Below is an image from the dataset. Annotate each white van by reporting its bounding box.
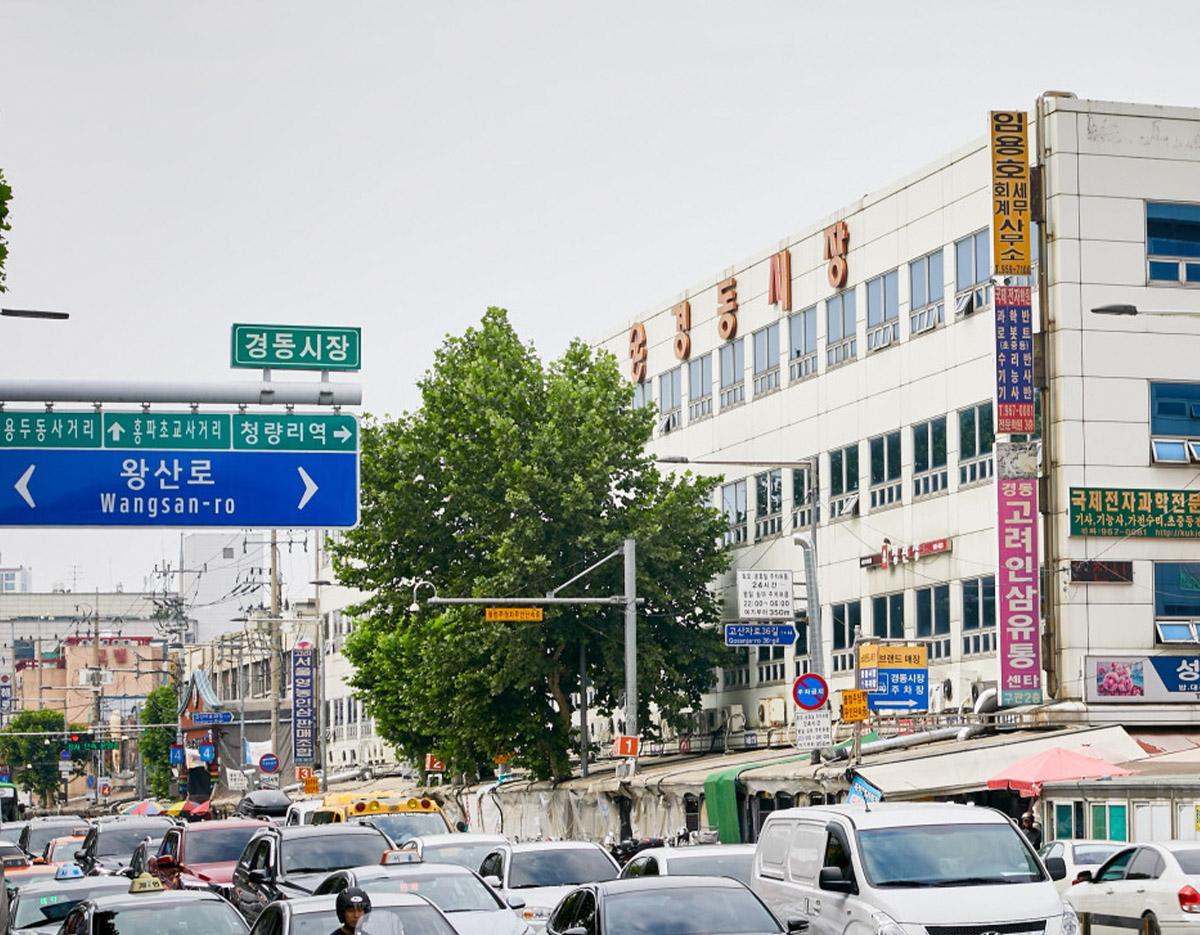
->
[752,802,1075,935]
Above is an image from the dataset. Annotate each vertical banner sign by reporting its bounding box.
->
[996,441,1043,707]
[989,111,1032,276]
[291,647,316,765]
[995,285,1035,433]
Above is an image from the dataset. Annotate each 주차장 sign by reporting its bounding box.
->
[231,323,362,371]
[995,285,1036,435]
[1071,487,1200,538]
[989,110,1032,276]
[736,570,794,620]
[1085,655,1200,703]
[997,472,1043,707]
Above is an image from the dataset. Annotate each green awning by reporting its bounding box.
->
[703,754,811,844]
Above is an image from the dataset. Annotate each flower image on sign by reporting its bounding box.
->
[1070,487,1200,538]
[1085,655,1200,703]
[736,570,794,620]
[997,476,1042,707]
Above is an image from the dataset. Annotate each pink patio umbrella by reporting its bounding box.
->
[987,747,1133,797]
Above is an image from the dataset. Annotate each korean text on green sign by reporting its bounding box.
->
[1070,486,1200,538]
[230,324,361,371]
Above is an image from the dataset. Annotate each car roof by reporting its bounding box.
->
[285,892,438,913]
[179,818,267,833]
[412,833,506,846]
[1155,842,1200,853]
[352,862,475,880]
[29,816,87,825]
[14,875,130,896]
[632,845,756,859]
[768,802,1011,830]
[98,817,175,829]
[1060,839,1124,848]
[87,889,231,911]
[596,875,750,896]
[506,841,608,853]
[271,824,387,839]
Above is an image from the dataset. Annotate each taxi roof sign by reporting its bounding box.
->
[381,850,423,865]
[128,873,165,894]
[54,862,85,880]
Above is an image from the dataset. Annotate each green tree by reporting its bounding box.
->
[334,308,733,781]
[139,684,178,799]
[0,709,80,803]
[0,169,10,291]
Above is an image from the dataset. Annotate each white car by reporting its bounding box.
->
[1066,841,1200,935]
[284,800,323,826]
[620,844,757,885]
[479,841,620,930]
[1039,839,1125,892]
[396,832,509,870]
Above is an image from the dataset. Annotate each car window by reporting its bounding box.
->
[62,906,88,935]
[603,886,783,934]
[643,857,659,876]
[574,891,597,935]
[282,832,388,874]
[1039,842,1063,860]
[314,872,349,895]
[249,840,273,872]
[1096,848,1136,882]
[91,900,248,934]
[622,857,644,878]
[757,821,792,873]
[186,826,264,864]
[823,831,853,877]
[509,848,617,888]
[359,872,504,912]
[668,851,754,885]
[550,890,582,931]
[1073,843,1121,866]
[479,851,503,879]
[1127,848,1165,881]
[161,831,180,858]
[1173,850,1200,874]
[421,842,499,870]
[788,825,827,885]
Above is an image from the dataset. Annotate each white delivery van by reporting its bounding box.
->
[752,802,1075,935]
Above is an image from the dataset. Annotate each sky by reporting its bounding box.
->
[1,0,1199,599]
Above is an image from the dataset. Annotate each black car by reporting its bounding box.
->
[234,790,293,822]
[56,886,248,934]
[74,817,176,875]
[545,876,806,935]
[230,824,392,925]
[18,816,90,860]
[5,873,130,934]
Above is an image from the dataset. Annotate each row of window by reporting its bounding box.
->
[634,228,1025,426]
[1147,201,1200,286]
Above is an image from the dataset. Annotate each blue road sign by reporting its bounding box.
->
[724,624,797,646]
[198,744,216,764]
[792,673,830,710]
[866,667,929,712]
[0,450,357,528]
[192,711,234,725]
[259,753,280,774]
[169,745,185,766]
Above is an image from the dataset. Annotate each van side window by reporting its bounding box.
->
[757,820,793,880]
[823,829,853,877]
[788,825,826,883]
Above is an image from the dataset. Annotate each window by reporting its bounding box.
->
[757,644,786,683]
[909,248,945,334]
[1092,804,1129,843]
[632,381,652,409]
[912,416,948,498]
[1150,382,1200,463]
[1127,847,1166,879]
[658,367,682,433]
[719,338,746,409]
[871,592,904,640]
[954,229,992,316]
[869,430,902,509]
[788,306,818,381]
[829,444,860,518]
[962,575,996,656]
[959,401,995,485]
[1147,202,1200,285]
[791,464,819,529]
[688,353,713,422]
[755,469,783,540]
[1154,562,1200,644]
[866,270,900,350]
[1052,801,1086,841]
[721,480,748,546]
[826,289,857,366]
[916,584,950,659]
[753,324,781,396]
[831,601,861,670]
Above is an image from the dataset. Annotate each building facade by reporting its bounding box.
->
[596,95,1200,733]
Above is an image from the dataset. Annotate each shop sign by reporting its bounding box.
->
[823,221,850,287]
[736,570,794,620]
[1071,487,1200,538]
[292,647,316,765]
[997,462,1043,707]
[1085,655,1200,703]
[860,537,951,570]
[672,301,692,360]
[716,277,739,339]
[995,285,1035,434]
[989,110,1032,276]
[847,774,883,805]
[1070,560,1133,584]
[768,249,792,311]
[628,322,648,383]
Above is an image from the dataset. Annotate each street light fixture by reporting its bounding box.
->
[1,308,70,320]
[1091,303,1200,319]
[409,580,436,614]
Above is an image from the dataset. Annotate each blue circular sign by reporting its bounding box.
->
[792,673,829,710]
[259,753,280,774]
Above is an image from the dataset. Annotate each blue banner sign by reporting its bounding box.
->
[292,647,317,765]
[866,667,929,712]
[724,623,797,646]
[191,711,234,725]
[847,774,883,805]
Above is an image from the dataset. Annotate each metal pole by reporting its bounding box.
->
[806,457,823,678]
[0,378,362,406]
[579,641,589,779]
[314,530,326,791]
[269,531,280,759]
[623,538,637,741]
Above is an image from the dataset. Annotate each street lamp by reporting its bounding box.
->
[1091,304,1200,318]
[408,580,437,614]
[1,308,70,320]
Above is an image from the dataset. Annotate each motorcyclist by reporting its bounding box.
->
[331,887,371,935]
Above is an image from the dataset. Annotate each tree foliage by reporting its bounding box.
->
[0,709,84,802]
[0,169,10,292]
[139,684,178,799]
[334,308,733,780]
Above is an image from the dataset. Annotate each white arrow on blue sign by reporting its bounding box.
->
[192,711,235,725]
[866,667,929,712]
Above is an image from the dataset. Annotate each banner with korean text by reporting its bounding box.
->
[989,110,1032,276]
[996,441,1043,706]
[995,285,1035,434]
[292,646,316,765]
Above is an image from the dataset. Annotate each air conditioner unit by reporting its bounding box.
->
[768,697,787,726]
[928,682,946,714]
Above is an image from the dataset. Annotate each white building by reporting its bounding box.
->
[0,564,32,593]
[182,532,266,644]
[596,94,1200,735]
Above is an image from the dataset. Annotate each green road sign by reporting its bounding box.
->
[0,412,101,448]
[231,323,361,371]
[233,414,358,451]
[103,412,231,450]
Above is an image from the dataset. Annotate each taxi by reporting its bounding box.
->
[38,834,86,871]
[5,864,129,934]
[54,871,248,933]
[310,796,452,844]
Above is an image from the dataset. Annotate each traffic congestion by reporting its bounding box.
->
[2,788,1179,935]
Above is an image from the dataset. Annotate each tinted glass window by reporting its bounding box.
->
[185,826,263,864]
[24,824,89,856]
[603,886,781,934]
[357,871,502,911]
[668,852,754,884]
[1127,848,1164,880]
[12,882,125,927]
[97,826,170,858]
[1096,848,1135,882]
[421,842,500,870]
[1072,843,1122,866]
[364,812,448,844]
[508,848,617,888]
[282,833,388,873]
[1173,850,1200,873]
[92,901,246,934]
[858,823,1042,886]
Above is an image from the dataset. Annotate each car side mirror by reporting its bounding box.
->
[120,867,136,879]
[787,921,810,934]
[818,866,856,894]
[74,849,87,862]
[1045,856,1067,881]
[32,857,46,865]
[1075,869,1094,884]
[506,895,526,909]
[483,875,502,889]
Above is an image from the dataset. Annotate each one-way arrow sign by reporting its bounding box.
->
[107,422,125,443]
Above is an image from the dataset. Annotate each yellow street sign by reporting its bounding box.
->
[841,689,869,723]
[485,607,544,622]
[857,643,927,669]
[304,776,320,795]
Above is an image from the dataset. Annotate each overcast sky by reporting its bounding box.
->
[1,1,1198,598]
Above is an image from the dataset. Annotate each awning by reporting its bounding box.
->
[987,747,1132,797]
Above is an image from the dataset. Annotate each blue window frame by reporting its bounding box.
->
[1150,383,1200,436]
[1147,202,1200,284]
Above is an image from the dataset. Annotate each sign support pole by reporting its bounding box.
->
[624,538,637,744]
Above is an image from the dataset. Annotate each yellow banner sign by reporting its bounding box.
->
[990,110,1032,276]
[485,607,544,622]
[858,643,928,669]
[841,689,869,723]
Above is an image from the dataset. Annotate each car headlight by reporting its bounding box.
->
[871,911,906,935]
[1060,904,1080,935]
[521,906,551,923]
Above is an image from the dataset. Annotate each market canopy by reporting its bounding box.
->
[987,746,1132,797]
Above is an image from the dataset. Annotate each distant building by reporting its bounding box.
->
[0,565,32,593]
[182,532,267,644]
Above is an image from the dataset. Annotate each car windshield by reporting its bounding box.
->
[282,833,388,874]
[1073,844,1123,866]
[91,901,247,934]
[422,842,499,870]
[359,872,502,911]
[604,886,781,934]
[13,884,123,928]
[859,824,1044,887]
[184,827,262,864]
[24,825,87,857]
[48,838,82,861]
[363,813,447,844]
[1173,850,1200,873]
[669,853,755,885]
[98,827,168,858]
[292,906,457,935]
[509,848,617,888]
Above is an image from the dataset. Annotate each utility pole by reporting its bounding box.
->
[269,530,281,760]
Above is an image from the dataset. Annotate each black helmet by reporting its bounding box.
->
[336,887,372,924]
